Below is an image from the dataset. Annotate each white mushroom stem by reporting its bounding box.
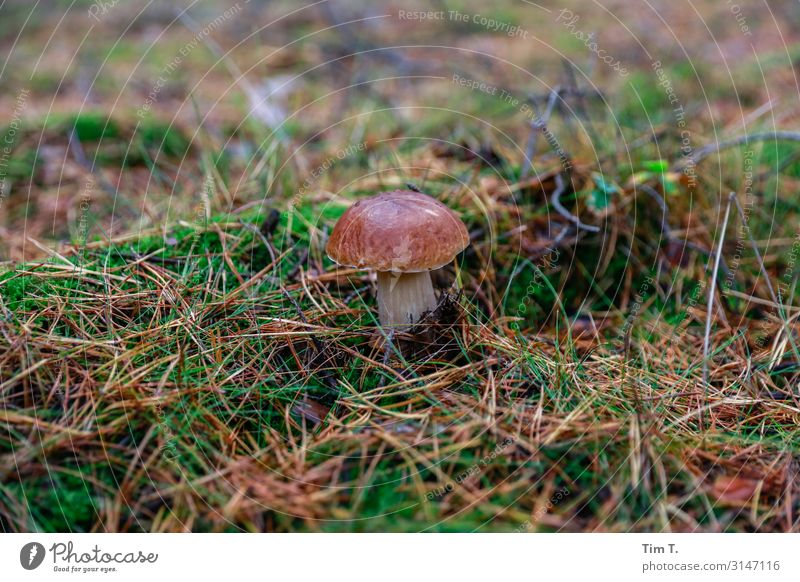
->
[376,271,437,329]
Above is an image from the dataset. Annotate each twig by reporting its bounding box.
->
[549,222,572,249]
[561,58,600,151]
[701,192,735,423]
[527,86,603,107]
[723,289,800,311]
[675,131,800,170]
[551,173,600,233]
[521,85,561,180]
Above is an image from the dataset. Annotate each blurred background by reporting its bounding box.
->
[2,0,799,261]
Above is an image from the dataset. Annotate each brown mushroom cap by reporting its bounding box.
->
[326,190,470,272]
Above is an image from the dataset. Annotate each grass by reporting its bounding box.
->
[2,0,800,533]
[2,181,798,531]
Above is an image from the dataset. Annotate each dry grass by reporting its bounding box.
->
[2,188,799,531]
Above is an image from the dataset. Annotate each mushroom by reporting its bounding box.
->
[326,190,470,329]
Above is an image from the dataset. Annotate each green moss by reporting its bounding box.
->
[138,120,191,158]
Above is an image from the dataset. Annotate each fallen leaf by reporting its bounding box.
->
[291,399,331,426]
[711,475,759,502]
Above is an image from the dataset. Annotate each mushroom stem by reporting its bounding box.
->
[376,271,437,329]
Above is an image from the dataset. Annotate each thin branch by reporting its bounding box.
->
[551,173,601,233]
[521,86,561,180]
[702,192,735,421]
[561,58,600,151]
[675,130,800,170]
